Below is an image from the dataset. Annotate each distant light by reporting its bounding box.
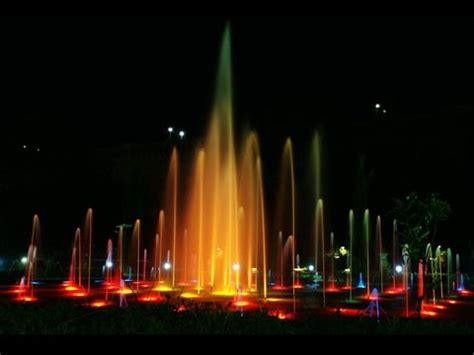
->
[164,262,171,270]
[106,261,113,268]
[308,265,315,272]
[395,265,403,274]
[36,148,40,152]
[251,267,258,273]
[22,145,27,149]
[339,246,348,256]
[232,263,240,272]
[168,127,174,133]
[382,109,387,114]
[344,268,351,273]
[21,257,28,265]
[375,103,381,109]
[179,130,185,138]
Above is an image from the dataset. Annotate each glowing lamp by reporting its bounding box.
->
[232,263,240,272]
[308,265,315,272]
[164,262,171,270]
[179,131,185,138]
[168,127,173,133]
[21,257,28,265]
[106,260,113,268]
[395,265,403,274]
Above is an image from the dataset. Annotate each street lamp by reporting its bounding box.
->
[179,130,185,139]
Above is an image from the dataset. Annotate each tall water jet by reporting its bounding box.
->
[183,229,187,283]
[154,233,159,282]
[69,228,81,285]
[116,226,124,283]
[278,231,283,287]
[105,239,113,301]
[375,216,383,293]
[425,243,435,303]
[170,24,268,296]
[348,209,354,301]
[330,232,335,289]
[289,235,296,314]
[239,133,267,294]
[131,219,141,292]
[277,138,296,279]
[447,248,452,294]
[392,220,398,289]
[157,210,164,284]
[436,246,443,299]
[143,249,147,282]
[256,158,267,299]
[315,199,325,306]
[163,148,178,289]
[363,209,370,298]
[68,244,77,285]
[456,253,461,290]
[197,150,204,293]
[24,215,40,298]
[85,208,93,294]
[311,130,324,202]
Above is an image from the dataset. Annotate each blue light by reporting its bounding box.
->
[357,272,366,288]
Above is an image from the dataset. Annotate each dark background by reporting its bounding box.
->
[0,16,473,270]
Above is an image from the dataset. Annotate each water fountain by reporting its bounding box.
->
[21,215,40,301]
[392,219,398,289]
[330,232,335,289]
[456,253,462,290]
[348,210,354,301]
[131,219,141,292]
[68,228,81,286]
[85,208,93,294]
[363,209,370,298]
[447,248,452,295]
[362,288,383,320]
[357,272,366,288]
[375,215,383,293]
[315,199,325,306]
[105,239,113,301]
[435,246,443,299]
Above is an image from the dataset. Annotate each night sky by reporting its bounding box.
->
[1,16,474,268]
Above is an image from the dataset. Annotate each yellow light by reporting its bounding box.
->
[153,285,173,292]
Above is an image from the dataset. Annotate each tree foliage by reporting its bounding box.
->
[389,192,450,261]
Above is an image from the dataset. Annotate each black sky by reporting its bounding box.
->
[1,16,474,266]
